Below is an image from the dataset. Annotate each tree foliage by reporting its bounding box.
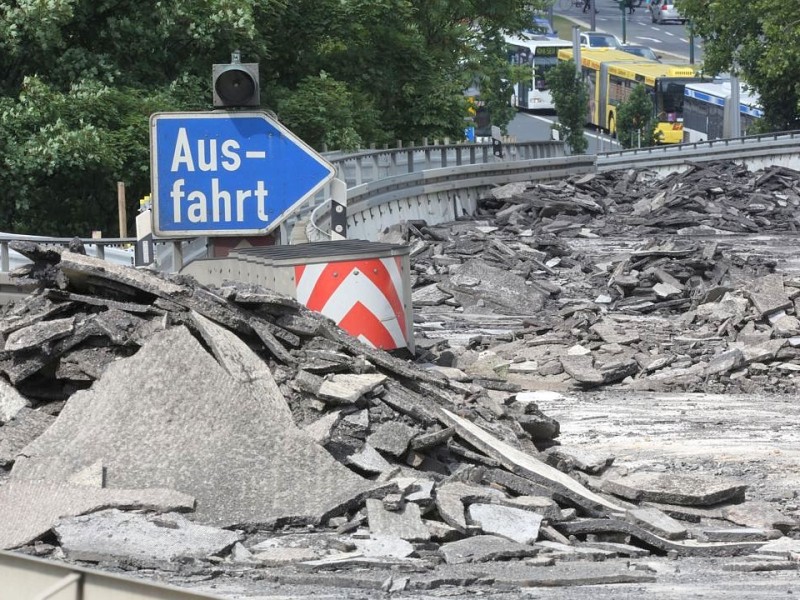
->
[616,84,660,149]
[546,60,589,155]
[678,0,800,131]
[0,0,543,236]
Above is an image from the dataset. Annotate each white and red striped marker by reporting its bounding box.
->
[294,256,409,350]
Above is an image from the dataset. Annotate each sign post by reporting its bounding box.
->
[149,111,335,238]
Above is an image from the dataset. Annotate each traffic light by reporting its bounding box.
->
[212,51,260,108]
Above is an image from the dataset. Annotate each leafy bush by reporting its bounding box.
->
[546,60,589,155]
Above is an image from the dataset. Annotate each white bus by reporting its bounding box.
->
[505,34,572,111]
[683,81,763,143]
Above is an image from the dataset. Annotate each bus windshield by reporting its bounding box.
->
[533,56,558,90]
[657,80,692,121]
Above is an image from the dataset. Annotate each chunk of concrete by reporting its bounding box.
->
[722,502,798,533]
[446,259,546,315]
[747,274,793,318]
[602,472,747,506]
[434,482,506,532]
[55,509,241,565]
[353,535,415,558]
[626,507,687,540]
[12,326,379,527]
[439,535,538,564]
[0,481,195,549]
[536,540,617,561]
[705,349,745,376]
[545,446,615,475]
[303,410,342,446]
[560,355,604,385]
[0,407,54,467]
[441,409,624,516]
[318,373,388,404]
[590,321,640,345]
[366,498,430,542]
[503,495,561,521]
[4,316,75,352]
[190,311,293,425]
[0,378,30,424]
[467,503,543,544]
[367,422,419,457]
[346,444,393,474]
[756,537,800,556]
[699,527,782,542]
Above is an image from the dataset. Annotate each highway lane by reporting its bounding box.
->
[507,111,620,153]
[551,0,703,63]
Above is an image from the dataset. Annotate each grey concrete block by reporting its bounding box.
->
[0,407,53,466]
[722,502,799,532]
[366,498,430,542]
[0,378,30,424]
[602,472,747,506]
[367,422,418,457]
[12,326,378,527]
[439,535,538,564]
[0,481,195,549]
[55,509,241,565]
[4,316,75,352]
[626,507,687,540]
[468,503,543,544]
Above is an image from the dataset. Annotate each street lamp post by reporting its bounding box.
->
[620,2,627,44]
[688,20,695,64]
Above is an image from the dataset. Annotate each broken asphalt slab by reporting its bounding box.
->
[0,481,195,549]
[11,326,385,528]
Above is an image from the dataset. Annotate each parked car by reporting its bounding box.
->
[527,16,559,39]
[579,32,622,48]
[620,43,662,62]
[649,0,685,24]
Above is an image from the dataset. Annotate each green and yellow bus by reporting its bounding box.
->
[558,48,704,144]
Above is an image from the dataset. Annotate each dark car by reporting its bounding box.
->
[620,44,661,62]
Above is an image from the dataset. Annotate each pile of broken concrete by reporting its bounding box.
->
[0,233,798,596]
[402,161,800,396]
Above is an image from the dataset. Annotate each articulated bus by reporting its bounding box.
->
[505,34,572,111]
[558,48,705,144]
[682,81,763,143]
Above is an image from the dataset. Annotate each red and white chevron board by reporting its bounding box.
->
[294,256,410,350]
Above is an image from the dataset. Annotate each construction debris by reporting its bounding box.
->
[0,160,799,598]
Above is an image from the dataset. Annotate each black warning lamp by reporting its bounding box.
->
[212,50,260,108]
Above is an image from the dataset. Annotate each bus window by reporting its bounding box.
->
[657,81,688,121]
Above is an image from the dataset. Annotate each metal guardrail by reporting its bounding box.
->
[0,549,223,600]
[1,130,800,275]
[0,233,136,272]
[289,140,566,235]
[597,130,800,171]
[310,154,596,241]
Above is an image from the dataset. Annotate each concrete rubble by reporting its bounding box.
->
[0,160,799,597]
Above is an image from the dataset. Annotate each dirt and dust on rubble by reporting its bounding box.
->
[0,159,799,598]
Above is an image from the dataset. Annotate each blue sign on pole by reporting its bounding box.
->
[150,111,335,237]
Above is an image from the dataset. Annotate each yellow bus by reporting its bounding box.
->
[558,48,704,144]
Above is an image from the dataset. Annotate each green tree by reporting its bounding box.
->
[677,0,799,131]
[0,0,544,236]
[546,60,589,155]
[616,84,660,149]
[277,72,373,151]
